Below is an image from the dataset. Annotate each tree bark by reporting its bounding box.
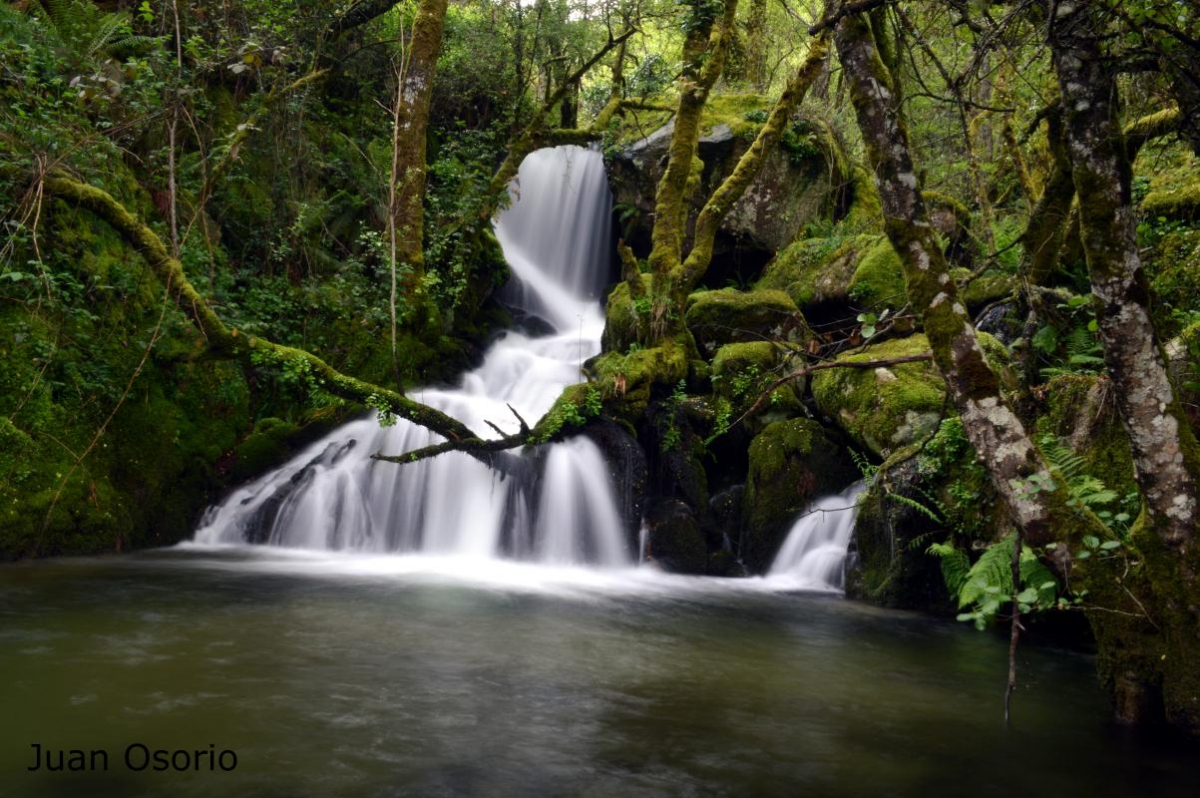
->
[1048,0,1199,548]
[833,8,1080,548]
[391,0,448,302]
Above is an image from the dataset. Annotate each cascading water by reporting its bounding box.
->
[194,145,631,567]
[766,481,867,591]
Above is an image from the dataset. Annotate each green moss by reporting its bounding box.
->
[684,287,804,354]
[1147,227,1200,330]
[757,234,879,308]
[1142,181,1200,221]
[601,275,653,353]
[843,163,883,231]
[957,269,1015,310]
[848,237,906,309]
[699,93,772,140]
[742,418,857,572]
[588,340,691,417]
[1034,374,1138,504]
[811,334,945,458]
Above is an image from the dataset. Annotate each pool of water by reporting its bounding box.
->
[1,547,1195,797]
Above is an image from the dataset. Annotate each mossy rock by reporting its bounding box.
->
[588,339,691,417]
[608,104,849,259]
[742,419,857,572]
[646,499,709,574]
[232,417,302,482]
[684,288,806,355]
[811,334,945,459]
[1034,374,1138,503]
[757,234,878,309]
[710,341,804,431]
[711,342,777,393]
[955,269,1015,311]
[848,237,906,310]
[846,457,957,611]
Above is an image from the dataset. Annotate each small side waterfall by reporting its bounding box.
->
[766,482,867,591]
[195,146,630,567]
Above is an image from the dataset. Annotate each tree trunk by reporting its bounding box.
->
[833,8,1078,547]
[1048,0,1199,548]
[745,0,768,91]
[392,0,448,304]
[1047,0,1200,734]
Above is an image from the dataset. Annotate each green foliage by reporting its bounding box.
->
[1033,294,1106,379]
[1038,434,1136,534]
[953,534,1060,630]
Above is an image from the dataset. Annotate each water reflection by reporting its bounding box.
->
[0,549,1195,797]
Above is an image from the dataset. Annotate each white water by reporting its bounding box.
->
[194,146,631,566]
[766,481,867,592]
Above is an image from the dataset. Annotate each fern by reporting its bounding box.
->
[1019,549,1058,608]
[1040,325,1105,378]
[1039,434,1124,522]
[27,0,146,64]
[958,533,1016,610]
[927,541,970,596]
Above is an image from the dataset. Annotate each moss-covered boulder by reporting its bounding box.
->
[710,341,804,432]
[847,237,907,310]
[957,269,1015,311]
[742,419,857,572]
[757,234,874,309]
[811,334,945,459]
[755,234,905,315]
[1034,374,1138,503]
[684,288,806,355]
[846,458,956,611]
[607,104,848,267]
[588,337,692,417]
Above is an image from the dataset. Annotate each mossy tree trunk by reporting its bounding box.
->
[639,1,831,340]
[832,2,1185,730]
[1020,108,1075,286]
[1048,0,1200,733]
[391,0,448,305]
[744,0,769,91]
[832,8,1079,547]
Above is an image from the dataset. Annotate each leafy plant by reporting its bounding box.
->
[951,534,1060,630]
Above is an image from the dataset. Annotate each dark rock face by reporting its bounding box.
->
[607,116,847,285]
[645,498,708,574]
[844,459,952,611]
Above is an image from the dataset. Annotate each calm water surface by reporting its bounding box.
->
[0,547,1195,797]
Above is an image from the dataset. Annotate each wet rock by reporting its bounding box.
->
[645,499,708,574]
[742,419,856,572]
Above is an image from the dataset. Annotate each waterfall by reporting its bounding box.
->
[766,482,867,591]
[194,146,631,566]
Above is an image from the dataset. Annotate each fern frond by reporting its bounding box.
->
[1019,549,1058,607]
[927,541,971,596]
[958,533,1016,609]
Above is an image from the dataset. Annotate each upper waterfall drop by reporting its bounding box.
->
[194,146,630,566]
